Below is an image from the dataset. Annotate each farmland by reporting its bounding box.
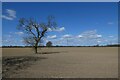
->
[2,47,118,78]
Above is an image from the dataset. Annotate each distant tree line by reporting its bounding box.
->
[2,44,120,48]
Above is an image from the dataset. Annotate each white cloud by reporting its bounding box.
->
[62,34,72,38]
[54,30,103,46]
[108,22,114,25]
[6,9,16,18]
[58,27,65,31]
[97,40,101,43]
[48,28,52,31]
[72,30,104,46]
[45,39,49,43]
[48,27,65,32]
[77,35,83,38]
[78,30,102,39]
[109,36,114,38]
[2,15,14,20]
[15,32,24,35]
[2,9,16,20]
[20,40,24,42]
[48,35,57,39]
[96,34,102,38]
[2,33,26,46]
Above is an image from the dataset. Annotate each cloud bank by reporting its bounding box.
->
[2,9,16,20]
[48,27,65,32]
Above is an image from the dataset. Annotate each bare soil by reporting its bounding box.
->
[2,47,118,78]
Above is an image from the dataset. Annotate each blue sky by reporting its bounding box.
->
[2,2,118,46]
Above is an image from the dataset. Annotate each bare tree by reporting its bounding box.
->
[17,16,57,53]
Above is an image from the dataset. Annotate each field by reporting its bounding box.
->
[2,47,118,78]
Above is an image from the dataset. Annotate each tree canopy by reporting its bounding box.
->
[17,16,57,53]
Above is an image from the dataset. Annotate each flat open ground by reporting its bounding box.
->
[2,47,118,78]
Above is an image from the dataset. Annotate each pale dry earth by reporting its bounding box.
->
[2,47,118,78]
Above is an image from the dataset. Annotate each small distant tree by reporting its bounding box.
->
[17,16,57,53]
[46,41,52,47]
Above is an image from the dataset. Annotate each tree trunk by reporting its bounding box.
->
[35,46,37,54]
[34,41,39,54]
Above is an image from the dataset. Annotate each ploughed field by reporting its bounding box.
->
[2,47,118,78]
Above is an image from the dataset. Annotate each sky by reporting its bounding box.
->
[2,2,118,46]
